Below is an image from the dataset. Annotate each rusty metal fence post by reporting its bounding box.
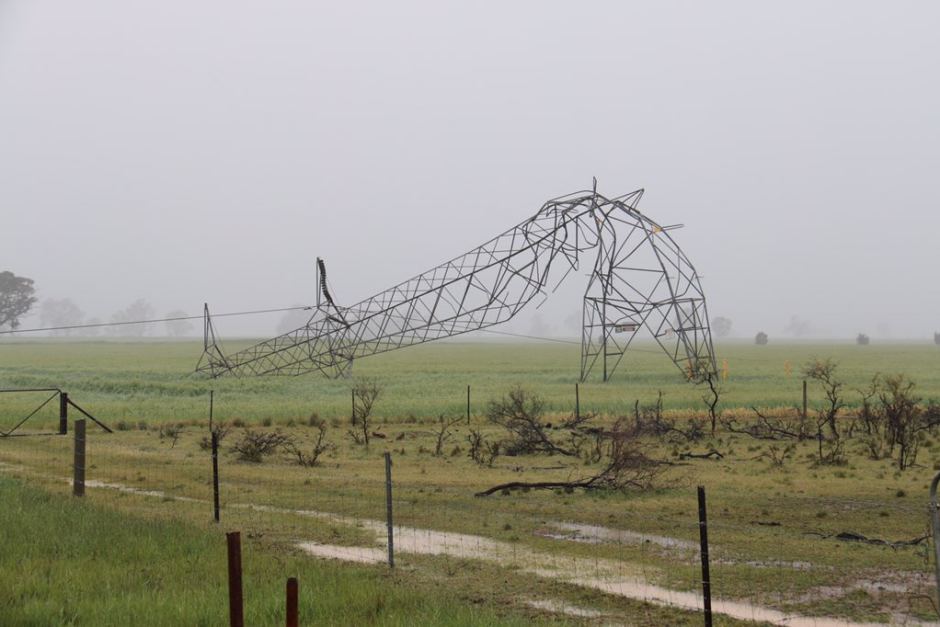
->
[697,485,712,627]
[226,532,244,627]
[73,419,85,496]
[286,577,299,627]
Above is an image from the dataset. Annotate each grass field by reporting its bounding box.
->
[1,338,939,425]
[1,339,939,625]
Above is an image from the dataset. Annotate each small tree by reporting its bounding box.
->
[755,331,768,345]
[350,378,382,446]
[878,374,922,470]
[164,310,194,337]
[288,423,333,467]
[433,415,462,457]
[699,370,722,435]
[934,332,939,346]
[856,333,870,346]
[711,316,732,338]
[39,298,84,336]
[803,358,844,439]
[109,299,156,336]
[0,271,37,331]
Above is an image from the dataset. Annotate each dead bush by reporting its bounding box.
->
[349,378,382,446]
[199,422,232,452]
[231,429,293,463]
[476,416,666,496]
[487,386,589,457]
[467,429,500,467]
[287,424,333,467]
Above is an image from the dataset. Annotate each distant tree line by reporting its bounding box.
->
[0,270,193,337]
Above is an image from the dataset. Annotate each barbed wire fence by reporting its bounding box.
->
[2,392,938,625]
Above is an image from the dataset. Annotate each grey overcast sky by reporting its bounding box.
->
[1,1,938,339]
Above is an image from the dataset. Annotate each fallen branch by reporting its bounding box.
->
[678,449,724,461]
[806,530,929,549]
[476,434,666,497]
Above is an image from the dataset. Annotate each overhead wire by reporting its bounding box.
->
[0,305,316,336]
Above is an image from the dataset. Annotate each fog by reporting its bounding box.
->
[1,1,938,340]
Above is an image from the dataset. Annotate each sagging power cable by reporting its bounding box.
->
[0,305,316,336]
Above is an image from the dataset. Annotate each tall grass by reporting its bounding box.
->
[0,477,543,626]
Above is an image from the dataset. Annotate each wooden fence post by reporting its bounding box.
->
[286,577,299,627]
[226,532,244,627]
[59,391,68,435]
[384,452,394,568]
[802,379,808,419]
[697,486,712,627]
[575,383,580,420]
[73,419,85,496]
[212,432,221,522]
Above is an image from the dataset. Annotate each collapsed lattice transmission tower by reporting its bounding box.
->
[197,184,716,382]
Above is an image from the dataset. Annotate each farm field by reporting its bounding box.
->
[1,339,940,625]
[1,339,939,424]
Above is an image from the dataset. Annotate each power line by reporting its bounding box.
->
[474,328,672,355]
[0,305,315,336]
[475,328,581,345]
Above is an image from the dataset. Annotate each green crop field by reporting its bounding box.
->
[1,339,938,426]
[1,339,939,625]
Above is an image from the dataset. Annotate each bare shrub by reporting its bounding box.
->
[803,358,844,438]
[879,374,929,470]
[231,429,293,463]
[467,429,500,467]
[198,422,232,452]
[486,386,588,457]
[349,378,382,446]
[762,442,796,467]
[158,423,182,448]
[815,435,846,466]
[755,331,768,345]
[287,424,333,467]
[434,415,462,457]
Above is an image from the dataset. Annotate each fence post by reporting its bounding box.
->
[212,432,221,522]
[802,379,808,419]
[209,389,214,431]
[384,452,394,568]
[286,577,299,627]
[575,383,580,420]
[697,486,712,627]
[59,391,68,435]
[466,385,471,424]
[929,472,940,608]
[73,419,85,497]
[226,532,244,627]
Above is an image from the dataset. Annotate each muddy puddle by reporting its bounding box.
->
[2,468,929,626]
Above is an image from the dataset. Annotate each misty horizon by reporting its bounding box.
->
[2,1,938,342]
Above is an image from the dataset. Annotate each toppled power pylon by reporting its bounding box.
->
[198,184,716,382]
